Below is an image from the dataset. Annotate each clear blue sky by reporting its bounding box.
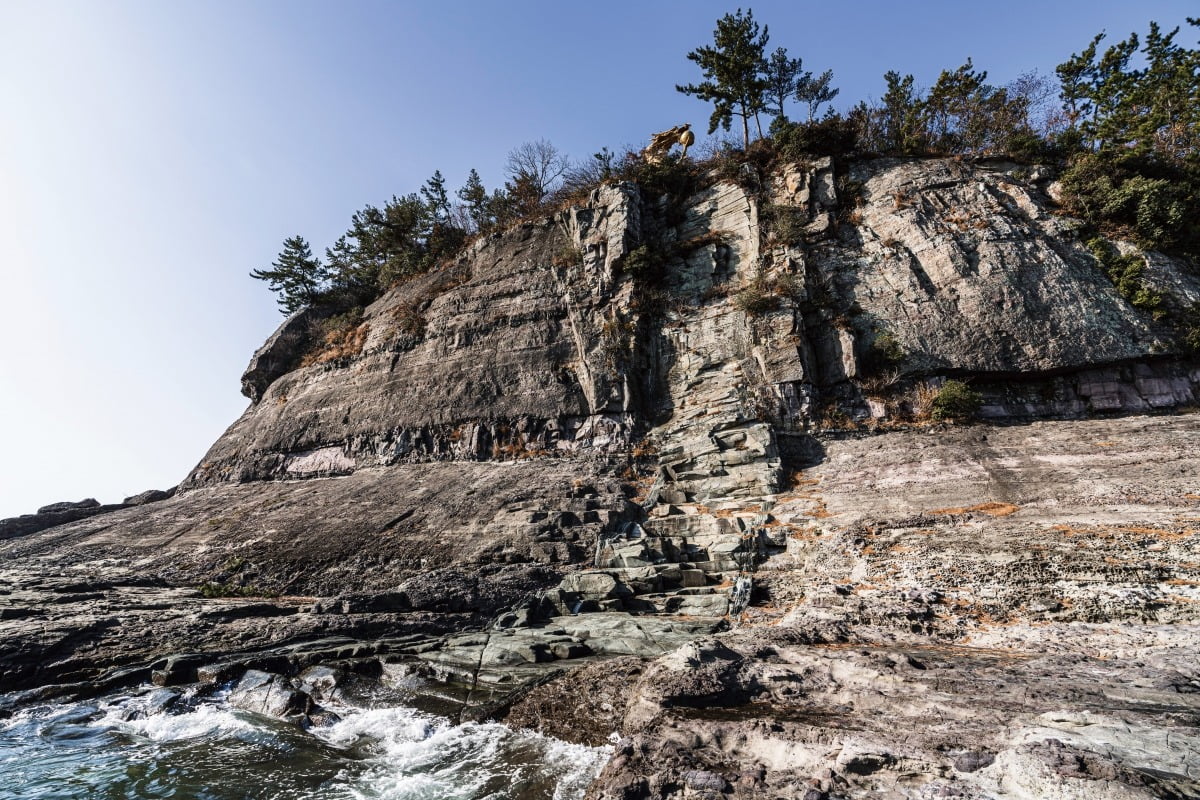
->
[0,0,1194,517]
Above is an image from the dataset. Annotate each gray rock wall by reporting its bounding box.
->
[180,155,1198,508]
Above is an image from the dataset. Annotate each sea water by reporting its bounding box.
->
[0,678,609,799]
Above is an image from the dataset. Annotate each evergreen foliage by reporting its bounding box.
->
[1054,19,1200,255]
[677,8,771,146]
[931,381,983,421]
[250,236,329,315]
[795,69,839,123]
[763,47,806,123]
[456,169,489,231]
[251,9,1200,328]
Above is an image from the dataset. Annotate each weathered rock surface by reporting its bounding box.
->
[0,498,129,540]
[572,628,1200,800]
[122,488,175,506]
[189,184,645,488]
[509,414,1200,799]
[1,462,634,598]
[2,156,1199,798]
[838,158,1183,372]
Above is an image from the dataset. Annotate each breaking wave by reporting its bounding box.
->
[0,686,609,799]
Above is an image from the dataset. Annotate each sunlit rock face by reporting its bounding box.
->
[2,157,1199,800]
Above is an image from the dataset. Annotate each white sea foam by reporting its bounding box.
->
[26,685,613,799]
[313,704,611,799]
[105,701,259,742]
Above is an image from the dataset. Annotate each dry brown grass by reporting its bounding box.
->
[788,526,821,542]
[712,505,761,518]
[631,439,659,459]
[301,320,370,367]
[790,472,820,488]
[910,381,941,421]
[805,500,833,519]
[856,369,902,399]
[677,230,732,252]
[1051,523,1195,542]
[390,301,426,337]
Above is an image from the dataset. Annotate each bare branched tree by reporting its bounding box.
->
[505,139,569,205]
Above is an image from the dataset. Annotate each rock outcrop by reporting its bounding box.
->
[2,155,1199,798]
[1,498,126,540]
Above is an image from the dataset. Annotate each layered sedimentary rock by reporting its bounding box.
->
[2,155,1199,798]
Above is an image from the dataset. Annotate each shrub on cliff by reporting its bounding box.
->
[1084,237,1163,315]
[1054,20,1200,257]
[930,380,983,421]
[771,115,859,158]
[1064,155,1200,256]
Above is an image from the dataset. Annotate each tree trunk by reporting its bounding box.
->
[741,112,750,148]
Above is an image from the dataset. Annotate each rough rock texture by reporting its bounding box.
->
[1,462,635,598]
[839,159,1179,372]
[746,157,1200,426]
[187,185,644,487]
[512,415,1200,799]
[0,499,129,540]
[2,156,1199,798]
[577,629,1200,800]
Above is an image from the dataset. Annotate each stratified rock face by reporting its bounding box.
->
[7,156,1198,608]
[179,157,1199,500]
[511,414,1200,800]
[748,157,1200,426]
[2,157,1199,798]
[837,158,1176,372]
[3,461,636,597]
[186,185,644,488]
[0,499,127,541]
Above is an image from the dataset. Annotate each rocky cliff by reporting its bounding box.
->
[189,155,1200,494]
[2,155,1199,799]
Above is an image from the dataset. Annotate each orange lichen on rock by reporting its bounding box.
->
[930,502,1020,517]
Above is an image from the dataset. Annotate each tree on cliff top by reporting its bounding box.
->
[677,8,769,147]
[763,46,806,124]
[504,139,569,214]
[251,235,329,315]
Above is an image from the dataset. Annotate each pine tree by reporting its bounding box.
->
[1056,33,1103,143]
[250,235,329,315]
[420,170,452,224]
[676,8,770,147]
[763,47,807,122]
[795,69,840,122]
[879,71,925,154]
[456,169,492,232]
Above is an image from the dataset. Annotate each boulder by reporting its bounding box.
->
[37,499,100,514]
[227,670,311,719]
[123,488,176,506]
